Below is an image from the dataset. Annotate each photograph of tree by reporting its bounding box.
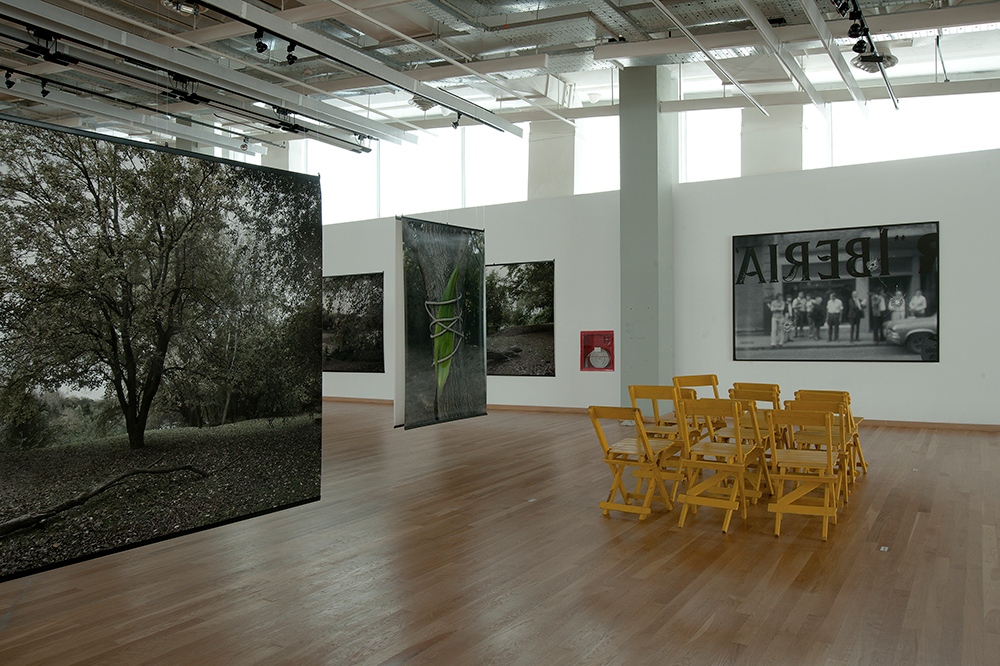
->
[323,273,384,373]
[733,221,939,362]
[401,217,486,429]
[485,261,555,376]
[0,118,322,582]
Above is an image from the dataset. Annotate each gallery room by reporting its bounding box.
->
[1,0,999,664]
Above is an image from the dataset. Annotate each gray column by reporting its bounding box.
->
[618,65,678,406]
[527,119,575,199]
[741,105,803,177]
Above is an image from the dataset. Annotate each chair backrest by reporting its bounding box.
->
[795,390,859,429]
[767,408,835,472]
[672,374,720,399]
[729,386,780,410]
[681,398,747,463]
[589,405,656,460]
[795,389,850,404]
[734,382,781,401]
[784,398,849,446]
[628,385,677,426]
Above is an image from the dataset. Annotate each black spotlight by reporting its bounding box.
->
[848,22,863,39]
[837,1,850,16]
[254,28,267,53]
[286,42,297,65]
[452,111,462,129]
[40,81,49,97]
[852,38,868,54]
[4,70,12,89]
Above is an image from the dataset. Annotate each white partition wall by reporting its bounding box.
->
[324,191,622,410]
[673,148,1000,425]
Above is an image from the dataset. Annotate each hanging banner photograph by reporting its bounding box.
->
[733,221,939,362]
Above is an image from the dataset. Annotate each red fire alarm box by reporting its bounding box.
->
[581,330,615,371]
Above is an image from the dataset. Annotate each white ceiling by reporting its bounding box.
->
[0,0,997,152]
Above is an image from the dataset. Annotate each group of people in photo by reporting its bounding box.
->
[768,287,929,347]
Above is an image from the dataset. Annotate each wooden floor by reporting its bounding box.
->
[1,401,998,665]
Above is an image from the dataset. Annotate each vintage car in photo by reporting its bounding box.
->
[883,314,938,354]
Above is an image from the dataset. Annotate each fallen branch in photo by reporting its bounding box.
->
[0,460,210,538]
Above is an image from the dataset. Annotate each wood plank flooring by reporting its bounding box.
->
[1,401,998,665]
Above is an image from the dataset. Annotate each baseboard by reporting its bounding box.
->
[487,404,588,415]
[860,420,1000,432]
[322,396,393,405]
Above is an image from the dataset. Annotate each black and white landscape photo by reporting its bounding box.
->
[0,119,322,581]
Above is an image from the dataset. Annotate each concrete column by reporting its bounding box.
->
[527,119,575,199]
[618,65,679,406]
[741,105,803,177]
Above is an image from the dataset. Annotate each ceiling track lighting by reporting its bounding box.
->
[852,38,868,54]
[452,111,462,129]
[40,80,49,97]
[286,42,297,65]
[162,0,200,16]
[848,22,864,39]
[254,28,267,54]
[4,70,12,89]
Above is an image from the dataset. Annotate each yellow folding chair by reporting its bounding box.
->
[676,398,769,533]
[628,386,686,501]
[590,406,674,519]
[795,389,867,477]
[784,398,853,505]
[766,409,840,541]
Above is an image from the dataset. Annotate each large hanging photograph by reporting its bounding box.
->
[733,221,939,362]
[401,217,486,429]
[485,261,555,377]
[323,273,385,373]
[0,118,322,582]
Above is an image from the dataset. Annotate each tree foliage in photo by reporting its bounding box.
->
[485,261,554,335]
[0,121,321,449]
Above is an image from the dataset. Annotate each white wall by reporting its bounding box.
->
[324,191,622,409]
[673,148,1000,424]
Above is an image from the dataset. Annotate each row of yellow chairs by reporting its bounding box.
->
[589,375,867,541]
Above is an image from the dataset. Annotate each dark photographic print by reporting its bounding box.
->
[485,261,555,377]
[401,217,486,429]
[0,119,322,582]
[323,273,384,373]
[733,222,939,362]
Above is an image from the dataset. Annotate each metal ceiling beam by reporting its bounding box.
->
[648,0,769,116]
[0,0,411,145]
[0,22,370,152]
[292,53,550,95]
[735,0,829,121]
[659,76,1000,112]
[324,0,573,129]
[196,0,523,136]
[796,0,867,111]
[6,79,272,154]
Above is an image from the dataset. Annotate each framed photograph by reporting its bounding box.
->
[485,261,555,377]
[733,221,939,362]
[323,273,384,373]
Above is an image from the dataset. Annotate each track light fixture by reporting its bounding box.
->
[836,1,849,16]
[4,70,12,89]
[848,23,863,39]
[254,28,267,54]
[40,81,49,97]
[286,42,297,65]
[852,39,868,54]
[452,111,462,129]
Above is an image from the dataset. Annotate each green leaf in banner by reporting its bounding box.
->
[434,262,462,393]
